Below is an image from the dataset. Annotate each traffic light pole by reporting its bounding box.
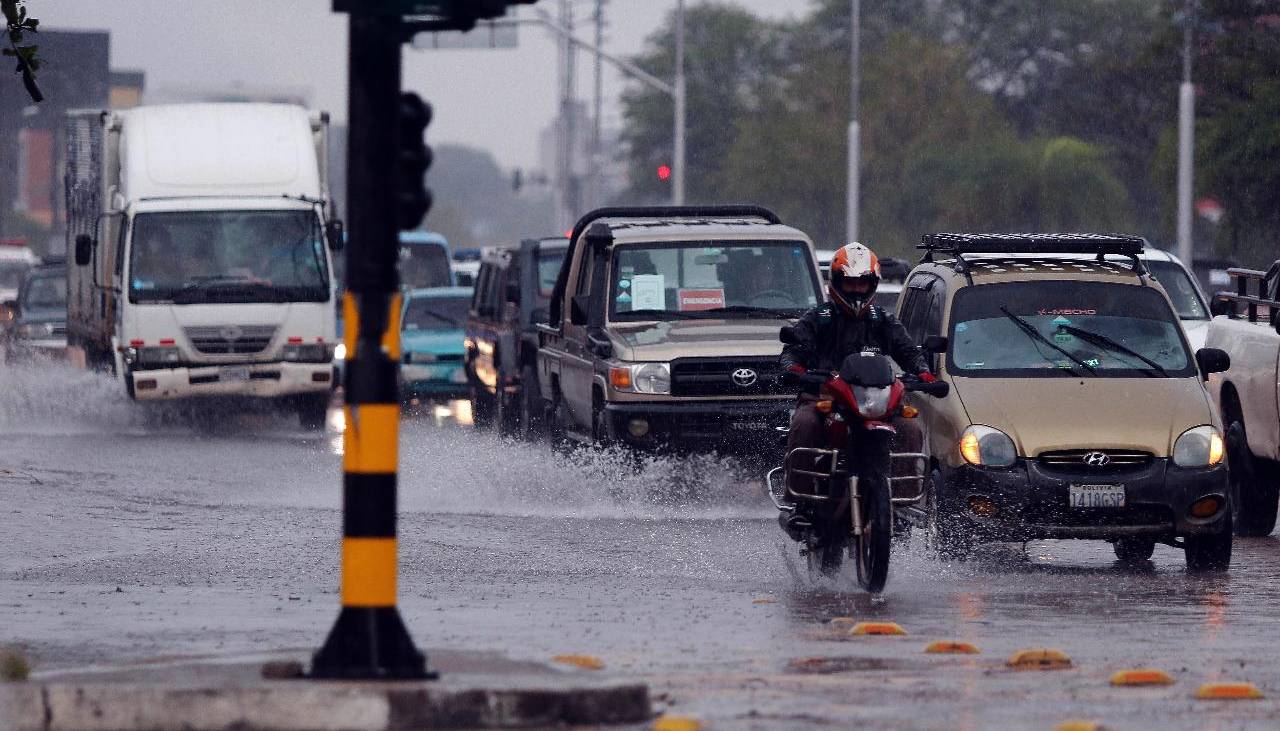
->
[312,10,429,680]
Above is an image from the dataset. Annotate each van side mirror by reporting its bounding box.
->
[570,295,590,326]
[326,220,345,252]
[74,234,94,266]
[922,335,949,354]
[1195,347,1230,379]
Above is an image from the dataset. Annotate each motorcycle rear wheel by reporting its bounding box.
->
[854,471,892,593]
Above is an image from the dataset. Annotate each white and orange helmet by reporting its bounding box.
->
[828,242,881,316]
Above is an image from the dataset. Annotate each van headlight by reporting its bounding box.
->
[959,425,1017,468]
[608,362,671,395]
[1173,426,1225,467]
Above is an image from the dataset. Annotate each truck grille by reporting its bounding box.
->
[183,325,277,355]
[669,357,786,397]
[1039,449,1152,469]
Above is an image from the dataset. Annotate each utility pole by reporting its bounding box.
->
[846,0,861,244]
[1176,0,1196,265]
[591,0,605,211]
[672,0,687,206]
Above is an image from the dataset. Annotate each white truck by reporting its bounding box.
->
[65,103,343,427]
[1206,261,1280,536]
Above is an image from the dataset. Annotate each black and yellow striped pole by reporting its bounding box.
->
[312,8,429,680]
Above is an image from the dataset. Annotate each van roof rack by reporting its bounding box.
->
[919,232,1148,279]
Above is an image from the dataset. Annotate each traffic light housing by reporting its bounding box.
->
[398,92,433,231]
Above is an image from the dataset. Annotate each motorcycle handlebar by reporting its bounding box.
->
[903,378,950,398]
[780,369,950,398]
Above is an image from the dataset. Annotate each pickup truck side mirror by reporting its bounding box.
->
[922,335,949,354]
[506,281,520,304]
[1272,309,1280,335]
[585,328,613,359]
[1195,347,1230,380]
[74,233,94,267]
[570,295,590,326]
[326,220,345,252]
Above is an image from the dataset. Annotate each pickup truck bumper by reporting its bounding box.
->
[939,458,1230,541]
[602,399,791,456]
[130,362,333,401]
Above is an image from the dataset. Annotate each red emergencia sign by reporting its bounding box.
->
[677,288,726,311]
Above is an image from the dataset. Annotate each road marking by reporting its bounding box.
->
[552,654,604,670]
[1195,682,1263,699]
[850,621,906,636]
[653,716,702,731]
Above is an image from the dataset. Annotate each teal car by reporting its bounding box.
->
[400,287,471,401]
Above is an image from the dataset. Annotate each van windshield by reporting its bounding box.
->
[609,240,820,321]
[538,250,566,298]
[404,294,469,331]
[129,210,329,304]
[0,261,29,291]
[949,281,1194,378]
[400,242,452,289]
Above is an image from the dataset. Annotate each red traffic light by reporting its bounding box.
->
[657,164,672,181]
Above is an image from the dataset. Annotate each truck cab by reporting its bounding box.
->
[536,206,823,458]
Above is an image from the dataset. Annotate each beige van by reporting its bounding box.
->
[904,233,1233,570]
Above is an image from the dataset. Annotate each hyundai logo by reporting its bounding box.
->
[731,368,758,388]
[1083,451,1111,467]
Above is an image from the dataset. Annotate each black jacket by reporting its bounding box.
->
[780,304,930,375]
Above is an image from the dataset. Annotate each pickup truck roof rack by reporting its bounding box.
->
[919,232,1148,280]
[1213,261,1280,324]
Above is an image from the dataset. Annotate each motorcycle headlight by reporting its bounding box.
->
[851,385,892,419]
[1173,425,1224,468]
[16,322,54,338]
[959,425,1018,468]
[608,362,671,395]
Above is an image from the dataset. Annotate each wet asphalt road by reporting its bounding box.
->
[4,363,1280,730]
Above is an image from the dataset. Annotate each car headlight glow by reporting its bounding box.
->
[333,342,347,361]
[959,425,1018,468]
[1173,425,1224,468]
[609,362,671,395]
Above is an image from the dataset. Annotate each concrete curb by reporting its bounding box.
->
[0,676,651,731]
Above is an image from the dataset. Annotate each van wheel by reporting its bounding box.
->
[926,468,974,559]
[1185,515,1233,572]
[297,394,330,431]
[518,365,544,441]
[1113,537,1155,563]
[470,384,494,429]
[1227,421,1279,537]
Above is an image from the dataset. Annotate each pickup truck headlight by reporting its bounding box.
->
[1173,425,1225,467]
[282,344,331,363]
[16,322,55,338]
[959,425,1017,468]
[608,362,671,395]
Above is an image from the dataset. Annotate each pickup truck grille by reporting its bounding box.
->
[669,357,786,397]
[183,325,277,355]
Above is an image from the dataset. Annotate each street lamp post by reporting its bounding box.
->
[672,0,687,206]
[1176,0,1196,266]
[846,0,860,244]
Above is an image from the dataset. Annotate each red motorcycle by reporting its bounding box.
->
[766,344,949,593]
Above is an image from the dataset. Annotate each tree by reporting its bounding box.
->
[2,0,41,102]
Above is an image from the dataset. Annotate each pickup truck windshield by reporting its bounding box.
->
[1146,259,1209,321]
[22,273,66,311]
[404,294,469,331]
[949,280,1195,378]
[609,240,819,321]
[130,210,329,304]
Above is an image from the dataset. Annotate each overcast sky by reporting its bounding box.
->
[45,1,802,171]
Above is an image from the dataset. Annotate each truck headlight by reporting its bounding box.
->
[283,344,331,362]
[135,346,181,367]
[16,322,55,338]
[608,362,671,395]
[333,343,347,361]
[959,425,1017,468]
[1173,426,1225,468]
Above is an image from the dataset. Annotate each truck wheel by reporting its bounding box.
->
[1113,537,1155,563]
[1227,421,1279,537]
[469,384,494,429]
[1185,517,1232,572]
[297,394,330,431]
[518,365,544,441]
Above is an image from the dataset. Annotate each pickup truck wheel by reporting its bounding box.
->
[1185,515,1233,572]
[545,396,571,453]
[469,384,494,429]
[1227,421,1279,537]
[518,365,543,441]
[494,384,518,436]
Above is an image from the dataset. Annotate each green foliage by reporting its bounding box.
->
[3,0,41,102]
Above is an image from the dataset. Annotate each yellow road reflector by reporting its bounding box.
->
[552,654,604,670]
[1007,648,1072,670]
[752,597,776,604]
[1195,681,1263,699]
[850,621,906,636]
[1110,668,1175,686]
[1053,721,1108,731]
[924,640,980,655]
[653,716,702,731]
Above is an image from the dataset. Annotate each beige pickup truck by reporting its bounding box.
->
[1207,261,1280,536]
[534,206,824,457]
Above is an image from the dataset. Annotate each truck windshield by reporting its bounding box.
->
[949,281,1195,378]
[129,210,329,304]
[404,294,469,331]
[609,240,820,321]
[1,261,29,291]
[1146,259,1209,321]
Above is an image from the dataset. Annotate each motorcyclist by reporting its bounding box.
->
[778,242,935,537]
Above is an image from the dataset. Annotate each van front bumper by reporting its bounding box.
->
[939,458,1229,540]
[602,399,792,455]
[130,362,333,401]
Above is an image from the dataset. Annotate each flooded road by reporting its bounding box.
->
[3,365,1279,729]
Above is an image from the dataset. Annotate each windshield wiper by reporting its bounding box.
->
[619,308,705,320]
[414,310,461,328]
[690,305,792,319]
[999,306,1096,377]
[1057,324,1169,377]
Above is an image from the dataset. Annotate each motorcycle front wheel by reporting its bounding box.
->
[853,470,892,593]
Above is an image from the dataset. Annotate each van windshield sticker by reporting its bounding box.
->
[1051,316,1072,326]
